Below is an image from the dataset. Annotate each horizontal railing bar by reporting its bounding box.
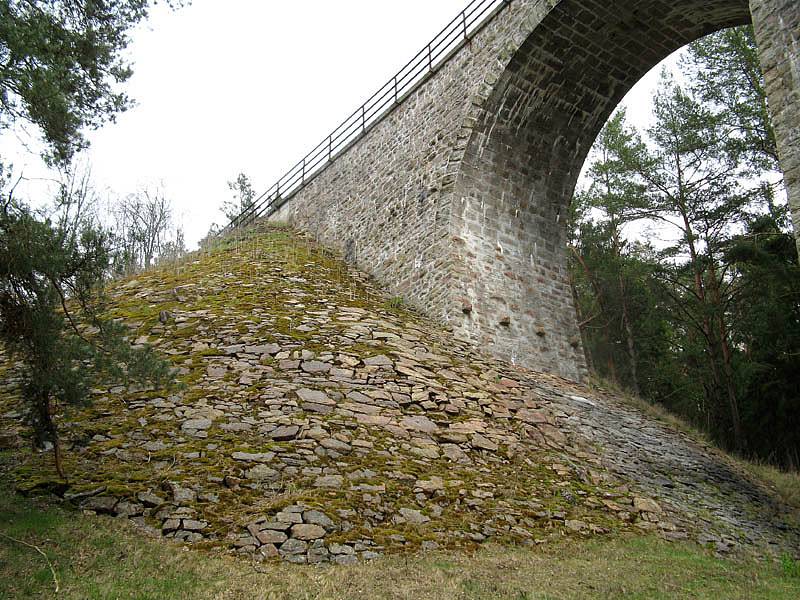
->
[224,0,513,233]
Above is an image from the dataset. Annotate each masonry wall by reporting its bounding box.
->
[269,0,799,382]
[750,0,800,256]
[271,2,539,324]
[450,0,752,380]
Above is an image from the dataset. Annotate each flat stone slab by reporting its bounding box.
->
[231,452,275,463]
[401,415,437,434]
[270,425,300,441]
[245,344,281,355]
[246,465,280,482]
[181,418,212,431]
[363,355,393,367]
[296,389,334,405]
[291,524,326,540]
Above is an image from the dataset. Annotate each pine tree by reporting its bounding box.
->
[0,188,173,479]
[0,1,186,479]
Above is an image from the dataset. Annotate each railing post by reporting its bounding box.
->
[428,43,433,71]
[302,159,306,184]
[328,135,332,161]
[362,106,366,132]
[462,10,468,39]
[394,76,398,104]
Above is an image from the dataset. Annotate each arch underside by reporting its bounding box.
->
[450,0,752,380]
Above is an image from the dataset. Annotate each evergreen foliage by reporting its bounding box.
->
[0,1,184,478]
[222,172,256,222]
[0,0,185,165]
[571,25,800,468]
[0,186,172,478]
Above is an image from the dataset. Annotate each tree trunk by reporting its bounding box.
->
[570,246,618,382]
[618,271,641,396]
[707,259,744,452]
[34,392,67,481]
[570,271,596,374]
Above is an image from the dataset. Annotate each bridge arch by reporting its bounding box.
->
[448,0,793,380]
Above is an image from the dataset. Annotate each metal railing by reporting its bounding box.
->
[223,0,513,233]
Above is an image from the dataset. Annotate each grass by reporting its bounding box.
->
[1,477,798,600]
[743,463,800,515]
[782,554,800,579]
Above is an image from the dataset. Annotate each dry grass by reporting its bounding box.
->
[2,470,798,600]
[743,462,800,514]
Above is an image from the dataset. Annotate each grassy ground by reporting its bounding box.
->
[2,469,798,600]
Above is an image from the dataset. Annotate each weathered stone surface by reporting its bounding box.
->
[296,389,334,405]
[303,510,336,531]
[333,554,358,565]
[259,521,293,531]
[634,497,663,515]
[517,409,549,425]
[137,492,165,507]
[401,415,437,434]
[270,425,300,441]
[82,496,118,514]
[162,518,180,533]
[279,538,308,555]
[301,361,331,374]
[329,543,355,555]
[274,510,303,524]
[308,545,330,564]
[565,520,587,532]
[471,434,498,452]
[415,477,444,494]
[398,508,430,525]
[246,465,280,482]
[181,418,212,431]
[363,355,392,367]
[320,438,352,454]
[115,501,144,518]
[314,475,344,489]
[290,524,326,540]
[245,344,281,355]
[182,519,208,532]
[232,452,275,463]
[168,484,196,504]
[256,530,288,545]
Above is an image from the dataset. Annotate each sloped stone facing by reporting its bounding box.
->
[1,225,798,564]
[750,0,800,257]
[269,0,799,383]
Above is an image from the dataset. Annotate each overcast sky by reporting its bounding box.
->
[3,0,678,248]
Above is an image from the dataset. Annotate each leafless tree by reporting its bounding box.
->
[50,162,101,246]
[113,184,174,274]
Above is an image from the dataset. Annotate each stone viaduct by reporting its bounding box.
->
[268,0,799,381]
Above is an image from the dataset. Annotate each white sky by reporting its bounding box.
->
[2,0,680,249]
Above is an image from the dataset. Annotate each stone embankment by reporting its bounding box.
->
[0,224,796,564]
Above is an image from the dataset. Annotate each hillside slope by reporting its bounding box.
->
[0,223,797,564]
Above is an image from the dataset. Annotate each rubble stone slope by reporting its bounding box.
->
[0,223,797,564]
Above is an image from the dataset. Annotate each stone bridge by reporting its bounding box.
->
[270,0,799,381]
